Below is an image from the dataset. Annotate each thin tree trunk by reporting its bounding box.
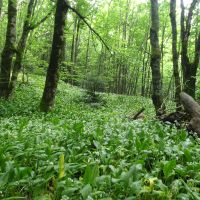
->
[120,0,130,94]
[0,0,17,98]
[150,0,165,115]
[70,16,80,85]
[71,16,77,63]
[145,64,151,97]
[170,0,182,111]
[74,18,80,64]
[40,0,68,112]
[144,46,151,97]
[141,32,149,96]
[0,0,2,18]
[9,0,35,95]
[85,29,91,69]
[160,21,166,88]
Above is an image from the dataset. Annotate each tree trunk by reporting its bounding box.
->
[85,29,91,70]
[71,16,77,63]
[0,0,2,18]
[160,21,166,88]
[145,46,151,97]
[141,32,149,96]
[150,0,165,115]
[180,0,200,98]
[40,0,68,112]
[9,0,35,95]
[170,0,181,111]
[70,16,80,85]
[0,0,17,98]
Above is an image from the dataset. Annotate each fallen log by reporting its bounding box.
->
[180,92,200,136]
[180,92,200,118]
[159,111,188,124]
[128,108,145,120]
[159,92,200,137]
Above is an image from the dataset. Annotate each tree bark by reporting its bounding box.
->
[9,0,35,95]
[40,0,68,112]
[170,0,181,111]
[141,31,149,96]
[0,0,2,18]
[160,21,166,88]
[150,0,165,115]
[0,0,17,98]
[180,92,200,136]
[180,0,200,98]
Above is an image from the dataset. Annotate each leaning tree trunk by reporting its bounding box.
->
[0,0,17,98]
[150,0,165,116]
[170,0,181,111]
[9,0,35,95]
[180,0,200,98]
[40,0,68,112]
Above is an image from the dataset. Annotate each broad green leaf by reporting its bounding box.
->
[80,184,92,200]
[83,164,99,185]
[163,160,176,178]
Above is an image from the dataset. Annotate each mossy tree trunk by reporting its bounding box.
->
[9,0,35,95]
[40,0,68,112]
[170,0,181,111]
[0,0,17,98]
[180,0,200,98]
[150,0,165,115]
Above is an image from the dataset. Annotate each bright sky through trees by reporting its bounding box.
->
[140,0,194,6]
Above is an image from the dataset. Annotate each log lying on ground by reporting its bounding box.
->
[188,118,200,135]
[180,92,200,136]
[159,92,200,137]
[128,108,145,120]
[159,111,187,124]
[180,92,200,118]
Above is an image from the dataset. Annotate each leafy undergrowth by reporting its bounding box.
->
[0,75,200,200]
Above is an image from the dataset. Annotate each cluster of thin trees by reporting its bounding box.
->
[150,0,200,115]
[0,0,199,114]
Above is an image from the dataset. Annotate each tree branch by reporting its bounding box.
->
[186,0,199,37]
[66,3,112,54]
[29,6,55,30]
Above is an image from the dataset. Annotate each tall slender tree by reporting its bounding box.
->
[9,0,35,95]
[40,0,68,112]
[180,0,200,98]
[9,1,54,95]
[170,0,181,110]
[0,0,17,98]
[150,0,165,115]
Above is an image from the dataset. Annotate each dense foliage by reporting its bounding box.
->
[0,0,200,199]
[0,76,199,199]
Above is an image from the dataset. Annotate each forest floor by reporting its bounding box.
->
[0,75,200,200]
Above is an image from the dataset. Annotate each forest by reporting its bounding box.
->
[0,0,200,199]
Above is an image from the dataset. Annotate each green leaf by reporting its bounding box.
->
[163,160,176,178]
[80,184,92,200]
[180,179,200,200]
[183,149,192,162]
[58,153,65,179]
[83,164,99,185]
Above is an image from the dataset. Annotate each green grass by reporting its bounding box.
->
[0,75,200,200]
